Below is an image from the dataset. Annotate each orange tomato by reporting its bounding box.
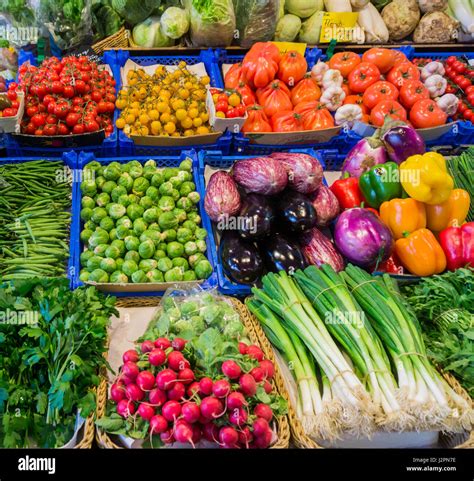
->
[256,80,292,118]
[328,51,361,78]
[242,104,272,133]
[271,111,303,132]
[348,62,381,93]
[362,48,396,74]
[290,74,321,106]
[363,81,399,110]
[224,63,245,89]
[294,101,335,130]
[370,100,407,127]
[344,94,369,114]
[409,99,447,129]
[278,51,308,87]
[399,80,430,110]
[393,50,409,66]
[386,62,420,89]
[245,42,281,64]
[341,81,351,97]
[241,56,278,89]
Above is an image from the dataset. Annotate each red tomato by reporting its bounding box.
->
[348,62,381,93]
[410,99,448,129]
[31,113,47,127]
[271,111,303,132]
[91,90,102,103]
[387,62,420,88]
[256,80,292,118]
[54,102,70,119]
[463,109,474,121]
[63,85,75,98]
[51,81,64,95]
[328,51,361,78]
[43,124,58,136]
[370,100,407,127]
[216,100,228,113]
[26,106,39,117]
[72,123,85,134]
[362,48,396,74]
[399,80,430,110]
[362,81,399,110]
[25,122,36,135]
[2,108,15,117]
[226,107,238,118]
[7,90,17,101]
[58,124,70,135]
[75,80,87,95]
[85,119,100,132]
[454,62,467,74]
[46,114,57,125]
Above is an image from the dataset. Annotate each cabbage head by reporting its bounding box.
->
[275,14,302,41]
[160,7,190,39]
[285,0,323,18]
[133,16,174,48]
[111,0,156,25]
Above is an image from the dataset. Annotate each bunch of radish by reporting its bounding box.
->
[109,336,279,449]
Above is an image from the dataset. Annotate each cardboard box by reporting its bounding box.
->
[206,88,247,133]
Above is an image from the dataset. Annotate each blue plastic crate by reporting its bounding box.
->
[197,148,327,296]
[0,152,77,288]
[73,150,218,296]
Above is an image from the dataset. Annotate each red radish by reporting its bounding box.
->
[247,345,264,361]
[212,379,231,398]
[148,348,166,366]
[156,369,177,390]
[154,337,171,349]
[219,426,238,447]
[250,367,265,383]
[138,403,155,421]
[174,422,194,444]
[148,388,167,407]
[110,383,125,402]
[198,415,211,425]
[122,361,139,380]
[160,429,175,444]
[200,396,224,419]
[254,404,273,422]
[122,375,134,386]
[202,422,219,442]
[162,400,182,421]
[117,399,135,418]
[238,342,248,355]
[140,340,154,353]
[239,374,257,396]
[254,429,272,448]
[229,407,248,426]
[187,381,200,397]
[253,417,269,437]
[149,415,168,434]
[182,402,201,424]
[125,383,144,402]
[171,338,187,351]
[199,377,213,395]
[259,360,275,379]
[136,371,155,391]
[221,360,241,379]
[167,351,188,371]
[263,380,272,394]
[178,368,195,384]
[167,382,185,401]
[192,425,202,444]
[238,427,253,447]
[227,391,246,410]
[122,349,139,363]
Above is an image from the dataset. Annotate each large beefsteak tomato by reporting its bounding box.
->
[291,74,321,106]
[362,48,396,74]
[348,62,381,93]
[242,56,278,89]
[294,101,335,130]
[328,51,361,78]
[244,42,281,64]
[235,82,256,106]
[387,62,420,88]
[363,81,399,110]
[370,100,407,127]
[224,63,245,89]
[278,51,307,87]
[409,99,447,128]
[257,80,292,118]
[271,111,303,132]
[242,104,272,133]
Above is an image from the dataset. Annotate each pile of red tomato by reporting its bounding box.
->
[13,55,116,137]
[0,89,20,118]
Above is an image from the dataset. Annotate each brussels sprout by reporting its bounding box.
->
[88,268,109,283]
[195,259,212,280]
[128,160,142,170]
[84,221,97,231]
[120,162,131,172]
[196,239,207,253]
[158,196,175,212]
[132,219,147,237]
[94,176,106,190]
[146,269,164,282]
[143,207,159,223]
[183,271,197,282]
[164,267,184,282]
[195,227,207,240]
[108,203,126,220]
[105,245,121,259]
[139,259,158,271]
[157,257,173,272]
[167,241,184,259]
[148,222,161,232]
[133,177,150,196]
[93,244,108,258]
[79,270,90,283]
[80,250,94,267]
[125,250,140,263]
[164,167,179,181]
[143,165,157,180]
[139,239,155,259]
[172,257,189,270]
[81,208,93,222]
[179,159,192,172]
[95,192,110,207]
[104,164,121,181]
[176,227,192,244]
[116,217,132,229]
[84,160,101,172]
[154,249,167,260]
[130,270,147,283]
[81,180,97,197]
[128,194,140,204]
[111,239,126,256]
[91,207,108,224]
[169,176,182,188]
[118,172,133,191]
[116,225,130,240]
[162,229,177,242]
[110,271,129,283]
[144,159,156,169]
[129,164,144,179]
[146,186,160,202]
[157,242,168,252]
[159,212,179,230]
[140,230,162,246]
[88,230,109,248]
[159,181,174,196]
[100,217,115,232]
[188,192,200,204]
[125,235,140,252]
[182,220,197,233]
[100,257,117,274]
[122,259,139,276]
[172,208,186,223]
[127,204,145,221]
[139,196,154,210]
[170,189,180,202]
[180,181,196,197]
[102,181,117,194]
[82,196,96,209]
[87,255,103,272]
[118,194,131,207]
[184,241,198,256]
[177,170,192,182]
[177,197,193,212]
[109,228,118,241]
[151,172,164,187]
[189,253,206,269]
[112,186,128,203]
[116,258,125,270]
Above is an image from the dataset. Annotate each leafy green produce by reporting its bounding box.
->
[447,148,474,222]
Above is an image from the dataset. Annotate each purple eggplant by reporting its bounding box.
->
[261,235,306,273]
[204,171,241,223]
[301,228,345,272]
[276,190,317,233]
[382,124,425,165]
[238,193,275,240]
[308,185,340,227]
[342,137,388,178]
[334,208,393,267]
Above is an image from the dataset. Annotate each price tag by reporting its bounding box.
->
[271,42,307,56]
[319,12,360,43]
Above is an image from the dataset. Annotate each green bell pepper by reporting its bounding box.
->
[358,162,402,209]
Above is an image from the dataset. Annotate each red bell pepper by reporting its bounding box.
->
[330,174,364,210]
[439,222,474,271]
[372,252,403,274]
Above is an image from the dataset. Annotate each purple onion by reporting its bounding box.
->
[334,208,393,267]
[342,138,387,178]
[232,157,288,195]
[204,171,241,223]
[382,125,426,165]
[301,228,345,272]
[308,185,340,227]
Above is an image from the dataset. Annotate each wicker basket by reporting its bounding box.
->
[92,27,129,55]
[245,305,473,449]
[75,409,96,449]
[96,296,291,449]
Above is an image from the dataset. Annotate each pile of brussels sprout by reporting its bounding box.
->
[78,158,213,284]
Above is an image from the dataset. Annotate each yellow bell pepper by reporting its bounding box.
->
[395,228,447,276]
[399,152,454,205]
[425,189,471,232]
[380,198,427,240]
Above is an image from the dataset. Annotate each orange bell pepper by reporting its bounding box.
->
[425,189,471,232]
[379,198,427,240]
[395,228,446,276]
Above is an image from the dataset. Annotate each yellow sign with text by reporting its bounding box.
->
[272,42,307,56]
[319,12,360,43]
